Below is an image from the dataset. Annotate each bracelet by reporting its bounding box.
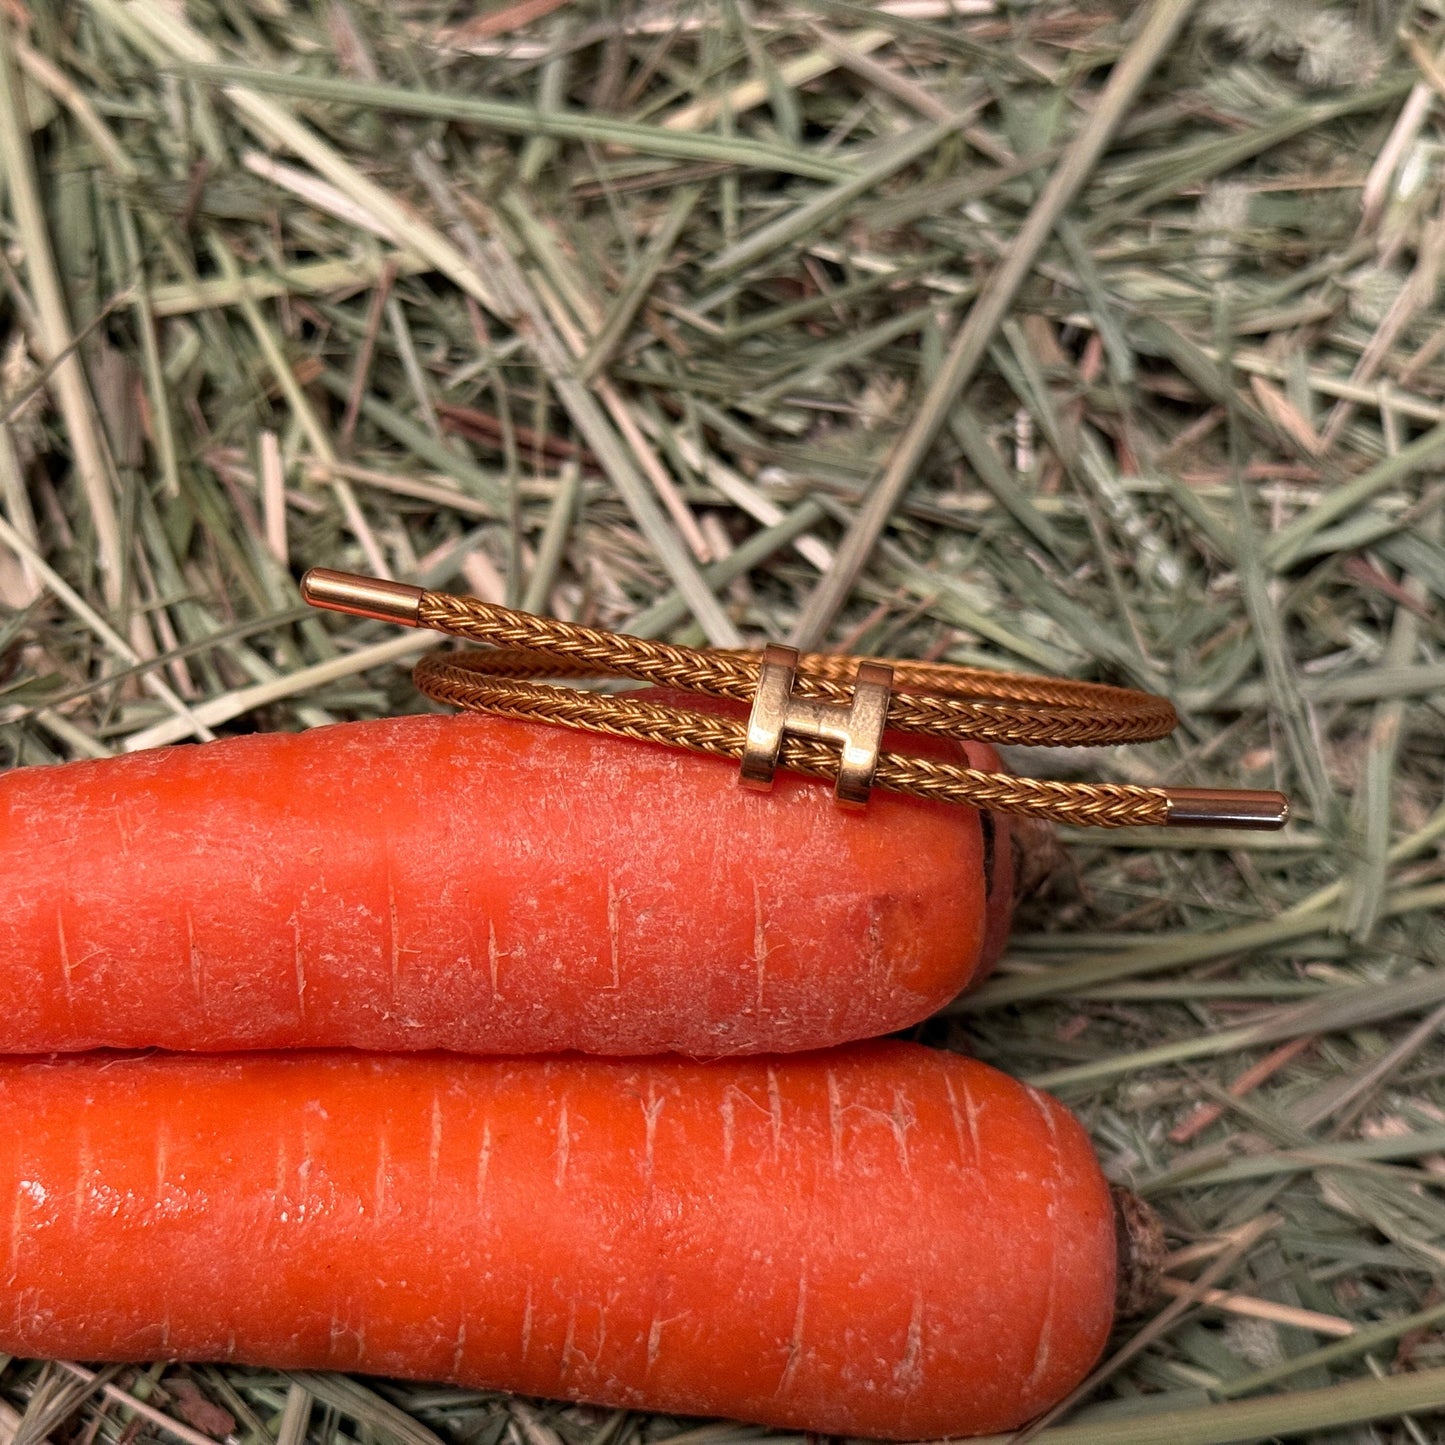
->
[302,568,1288,831]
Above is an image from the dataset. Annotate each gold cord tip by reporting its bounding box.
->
[1165,788,1290,830]
[301,568,424,626]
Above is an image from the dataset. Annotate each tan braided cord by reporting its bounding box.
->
[300,570,1287,829]
[410,592,1177,827]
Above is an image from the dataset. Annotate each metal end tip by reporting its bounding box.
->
[1165,788,1290,831]
[301,568,424,626]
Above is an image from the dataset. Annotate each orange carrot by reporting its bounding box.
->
[0,1042,1119,1439]
[0,709,1012,1054]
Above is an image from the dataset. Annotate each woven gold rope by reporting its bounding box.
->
[409,591,1179,828]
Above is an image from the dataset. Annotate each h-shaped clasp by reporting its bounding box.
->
[740,644,894,806]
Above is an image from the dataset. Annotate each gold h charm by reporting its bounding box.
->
[740,644,894,807]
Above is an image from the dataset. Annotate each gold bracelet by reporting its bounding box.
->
[301,568,1288,832]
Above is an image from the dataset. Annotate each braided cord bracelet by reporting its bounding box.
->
[302,569,1288,831]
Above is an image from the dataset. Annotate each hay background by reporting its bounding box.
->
[1,0,1443,1441]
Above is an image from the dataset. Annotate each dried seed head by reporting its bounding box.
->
[1113,1189,1166,1318]
[1196,181,1252,279]
[1293,10,1381,88]
[1344,266,1407,327]
[1226,1316,1285,1369]
[1196,180,1252,238]
[1201,0,1381,89]
[856,374,908,432]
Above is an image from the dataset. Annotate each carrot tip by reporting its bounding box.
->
[1113,1188,1166,1318]
[1011,814,1067,902]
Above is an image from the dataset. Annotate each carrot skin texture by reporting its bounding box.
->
[1,709,1006,1054]
[0,1042,1114,1439]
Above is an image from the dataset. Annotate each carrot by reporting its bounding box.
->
[0,707,1013,1055]
[0,1041,1130,1439]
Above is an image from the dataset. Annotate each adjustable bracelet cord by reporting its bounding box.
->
[301,569,1289,831]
